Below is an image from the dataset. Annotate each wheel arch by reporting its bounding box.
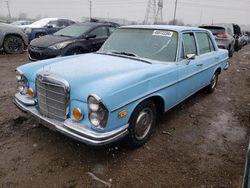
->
[215,67,222,75]
[4,33,25,45]
[128,95,165,120]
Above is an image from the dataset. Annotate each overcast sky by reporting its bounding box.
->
[0,0,250,25]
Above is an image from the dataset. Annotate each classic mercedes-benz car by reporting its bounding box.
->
[14,25,229,148]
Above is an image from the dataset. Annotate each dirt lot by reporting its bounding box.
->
[0,46,250,188]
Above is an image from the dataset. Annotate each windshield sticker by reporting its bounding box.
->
[152,30,173,37]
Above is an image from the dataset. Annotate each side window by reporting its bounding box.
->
[208,36,215,51]
[89,26,108,38]
[58,20,69,27]
[182,33,197,57]
[108,26,116,35]
[196,32,213,55]
[227,28,233,36]
[48,20,58,27]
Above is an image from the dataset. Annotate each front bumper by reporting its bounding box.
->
[14,93,129,146]
[28,46,61,61]
[224,62,229,70]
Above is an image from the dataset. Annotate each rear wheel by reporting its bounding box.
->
[3,35,24,54]
[228,46,233,57]
[205,72,219,93]
[127,100,157,148]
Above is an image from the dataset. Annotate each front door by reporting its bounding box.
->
[177,32,203,102]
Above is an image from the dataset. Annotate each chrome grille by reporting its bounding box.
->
[36,73,70,121]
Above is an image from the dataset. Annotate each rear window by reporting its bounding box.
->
[199,26,225,35]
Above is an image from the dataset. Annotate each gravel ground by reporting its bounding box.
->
[0,46,249,188]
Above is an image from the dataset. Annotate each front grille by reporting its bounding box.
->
[36,73,70,121]
[30,46,46,50]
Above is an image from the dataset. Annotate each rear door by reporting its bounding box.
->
[194,31,220,86]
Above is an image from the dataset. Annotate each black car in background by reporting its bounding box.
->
[28,22,119,60]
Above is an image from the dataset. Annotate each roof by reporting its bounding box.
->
[79,21,119,27]
[121,25,206,32]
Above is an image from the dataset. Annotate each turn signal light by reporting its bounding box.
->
[118,110,128,118]
[27,88,34,97]
[73,108,83,121]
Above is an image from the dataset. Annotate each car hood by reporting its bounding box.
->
[18,53,175,109]
[0,23,23,32]
[30,35,72,48]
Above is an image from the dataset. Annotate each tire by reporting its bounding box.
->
[228,46,233,58]
[3,35,24,54]
[127,100,157,148]
[205,72,219,93]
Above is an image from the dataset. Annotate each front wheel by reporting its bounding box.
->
[205,73,219,93]
[127,100,157,148]
[3,35,24,54]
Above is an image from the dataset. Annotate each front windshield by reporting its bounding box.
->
[99,28,178,62]
[54,24,91,37]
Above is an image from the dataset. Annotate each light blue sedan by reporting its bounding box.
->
[14,25,229,148]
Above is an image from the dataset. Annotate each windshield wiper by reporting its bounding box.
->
[55,34,71,37]
[96,51,152,64]
[110,51,138,57]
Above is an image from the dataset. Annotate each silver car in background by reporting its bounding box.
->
[199,25,235,57]
[0,23,29,54]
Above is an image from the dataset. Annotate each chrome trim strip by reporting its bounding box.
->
[64,119,129,140]
[14,97,129,146]
[15,93,35,106]
[28,54,38,61]
[111,58,227,112]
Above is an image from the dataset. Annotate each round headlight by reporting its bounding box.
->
[89,112,100,126]
[16,71,29,95]
[88,95,108,128]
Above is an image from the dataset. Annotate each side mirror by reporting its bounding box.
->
[186,54,196,60]
[85,34,96,40]
[185,54,196,65]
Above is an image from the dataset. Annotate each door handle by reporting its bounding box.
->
[197,63,203,66]
[215,56,220,60]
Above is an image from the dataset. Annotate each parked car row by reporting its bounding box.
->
[14,25,229,148]
[0,18,120,55]
[199,23,248,57]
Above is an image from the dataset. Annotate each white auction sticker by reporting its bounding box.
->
[152,30,173,37]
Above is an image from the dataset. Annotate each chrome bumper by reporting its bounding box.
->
[14,93,129,146]
[224,62,229,70]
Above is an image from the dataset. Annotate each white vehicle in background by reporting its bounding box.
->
[23,18,75,41]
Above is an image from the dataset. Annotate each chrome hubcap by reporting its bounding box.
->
[135,107,153,140]
[211,75,217,89]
